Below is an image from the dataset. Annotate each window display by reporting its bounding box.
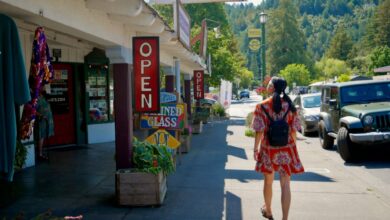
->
[86,64,110,122]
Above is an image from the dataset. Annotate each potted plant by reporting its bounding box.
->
[116,138,175,206]
[179,126,192,153]
[14,139,27,171]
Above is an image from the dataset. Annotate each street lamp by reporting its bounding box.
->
[259,12,267,81]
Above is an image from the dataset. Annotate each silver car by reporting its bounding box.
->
[293,93,321,136]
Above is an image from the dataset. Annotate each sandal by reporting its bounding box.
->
[261,207,274,220]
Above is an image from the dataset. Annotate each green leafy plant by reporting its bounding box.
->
[211,103,225,117]
[132,139,175,175]
[245,129,255,138]
[14,139,27,170]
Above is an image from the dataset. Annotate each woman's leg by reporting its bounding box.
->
[280,173,291,220]
[263,172,274,216]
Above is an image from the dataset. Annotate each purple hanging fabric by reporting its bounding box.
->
[20,27,54,139]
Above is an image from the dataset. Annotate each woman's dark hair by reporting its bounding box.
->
[271,77,296,114]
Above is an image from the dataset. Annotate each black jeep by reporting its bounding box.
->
[318,80,390,162]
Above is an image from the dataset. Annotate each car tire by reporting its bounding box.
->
[337,127,359,162]
[318,120,334,149]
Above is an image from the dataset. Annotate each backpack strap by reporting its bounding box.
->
[260,104,274,122]
[282,104,290,120]
[261,104,290,122]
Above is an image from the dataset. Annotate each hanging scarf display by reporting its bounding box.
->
[20,27,54,139]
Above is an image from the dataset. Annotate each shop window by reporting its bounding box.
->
[84,48,111,124]
[86,64,110,123]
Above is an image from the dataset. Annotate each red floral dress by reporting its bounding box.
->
[252,98,304,176]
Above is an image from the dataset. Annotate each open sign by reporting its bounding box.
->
[133,37,160,112]
[194,70,204,100]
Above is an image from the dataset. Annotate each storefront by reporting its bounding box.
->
[0,0,206,150]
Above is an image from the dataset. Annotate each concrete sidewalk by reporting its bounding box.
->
[1,117,390,219]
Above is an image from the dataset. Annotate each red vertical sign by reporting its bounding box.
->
[193,70,204,100]
[133,37,160,112]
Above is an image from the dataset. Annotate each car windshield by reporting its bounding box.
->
[302,95,321,108]
[341,82,390,104]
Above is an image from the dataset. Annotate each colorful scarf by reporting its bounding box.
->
[20,27,54,139]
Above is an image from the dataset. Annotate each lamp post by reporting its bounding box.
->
[259,12,267,82]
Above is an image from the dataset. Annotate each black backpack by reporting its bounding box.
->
[261,105,290,147]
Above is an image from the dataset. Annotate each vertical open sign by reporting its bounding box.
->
[133,37,160,112]
[193,70,204,100]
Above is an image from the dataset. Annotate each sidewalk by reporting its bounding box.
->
[2,116,390,219]
[1,118,249,219]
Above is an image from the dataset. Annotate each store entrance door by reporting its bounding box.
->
[45,63,76,146]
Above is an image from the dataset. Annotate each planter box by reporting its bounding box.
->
[192,121,203,134]
[179,135,191,153]
[116,170,167,206]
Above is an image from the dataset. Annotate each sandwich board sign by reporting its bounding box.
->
[145,129,181,149]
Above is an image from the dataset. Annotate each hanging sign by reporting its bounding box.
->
[133,37,160,113]
[145,129,181,149]
[194,70,204,100]
[249,39,261,51]
[248,28,261,38]
[174,0,191,49]
[140,103,186,130]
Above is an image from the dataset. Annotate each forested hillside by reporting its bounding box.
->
[225,0,390,83]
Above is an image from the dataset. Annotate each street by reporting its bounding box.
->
[227,93,390,219]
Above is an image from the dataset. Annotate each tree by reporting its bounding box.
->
[267,0,313,76]
[279,64,311,86]
[239,69,254,89]
[369,46,390,73]
[365,0,390,48]
[154,3,250,87]
[314,58,352,80]
[326,27,353,61]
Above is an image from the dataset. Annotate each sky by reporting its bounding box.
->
[226,0,262,6]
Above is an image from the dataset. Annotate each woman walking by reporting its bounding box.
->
[252,77,304,220]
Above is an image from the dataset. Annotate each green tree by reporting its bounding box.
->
[279,64,311,86]
[239,69,254,89]
[267,0,313,75]
[365,0,390,48]
[337,73,351,82]
[314,58,352,80]
[369,46,390,73]
[154,3,249,87]
[326,27,353,61]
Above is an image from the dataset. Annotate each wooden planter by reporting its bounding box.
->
[179,135,191,153]
[116,170,167,206]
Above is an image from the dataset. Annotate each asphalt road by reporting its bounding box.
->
[227,93,390,219]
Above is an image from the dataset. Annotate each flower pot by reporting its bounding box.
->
[116,169,167,206]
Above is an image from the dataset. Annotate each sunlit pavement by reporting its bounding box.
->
[226,96,390,220]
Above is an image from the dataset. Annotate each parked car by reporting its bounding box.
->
[291,86,309,95]
[318,80,390,162]
[293,93,321,136]
[239,90,250,99]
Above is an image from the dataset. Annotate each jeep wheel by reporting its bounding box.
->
[337,127,359,162]
[318,120,334,149]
